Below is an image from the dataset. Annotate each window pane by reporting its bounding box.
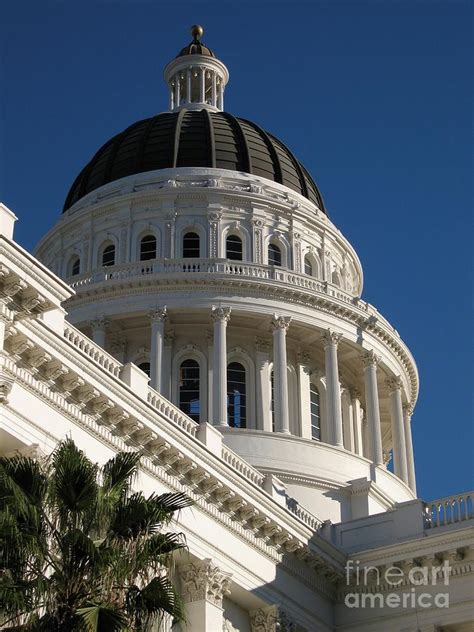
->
[102,245,115,267]
[140,235,157,261]
[268,243,282,266]
[310,384,321,441]
[227,362,246,428]
[304,257,313,276]
[183,232,200,258]
[71,258,80,276]
[138,362,150,377]
[226,235,243,261]
[179,359,200,422]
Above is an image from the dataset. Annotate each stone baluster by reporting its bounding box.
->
[271,315,291,434]
[386,376,409,485]
[211,306,231,426]
[403,403,417,495]
[149,307,167,393]
[179,559,232,632]
[362,350,383,466]
[321,329,344,447]
[255,337,272,432]
[90,318,108,348]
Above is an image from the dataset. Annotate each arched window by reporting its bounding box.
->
[226,234,243,261]
[227,362,246,428]
[268,243,282,267]
[304,257,313,276]
[102,244,115,267]
[138,362,150,378]
[140,235,157,261]
[310,384,321,441]
[183,232,200,258]
[69,256,80,277]
[179,359,200,422]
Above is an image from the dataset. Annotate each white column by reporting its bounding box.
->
[297,351,312,440]
[179,559,232,632]
[211,306,231,426]
[207,329,214,423]
[403,403,417,495]
[200,67,206,103]
[90,318,108,348]
[341,388,355,451]
[149,307,167,393]
[386,376,409,484]
[217,81,223,109]
[255,337,272,432]
[174,74,180,107]
[321,330,344,447]
[162,329,174,400]
[186,68,192,103]
[211,71,217,107]
[351,389,364,456]
[362,350,383,466]
[169,84,174,111]
[271,315,291,434]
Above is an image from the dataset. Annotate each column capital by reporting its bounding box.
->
[321,328,343,348]
[250,605,296,632]
[296,348,311,366]
[271,314,291,332]
[179,558,232,608]
[211,306,231,323]
[149,306,167,323]
[403,402,414,416]
[89,317,109,332]
[164,328,175,346]
[350,387,362,400]
[361,349,380,368]
[255,336,271,353]
[385,375,403,393]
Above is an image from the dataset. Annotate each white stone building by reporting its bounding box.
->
[1,26,473,632]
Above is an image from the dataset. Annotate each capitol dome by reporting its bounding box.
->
[63,111,326,212]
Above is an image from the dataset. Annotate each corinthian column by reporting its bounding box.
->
[211,306,231,426]
[149,307,167,393]
[179,559,232,632]
[386,376,409,484]
[90,318,108,348]
[271,315,291,434]
[362,350,383,466]
[321,329,343,447]
[403,403,417,494]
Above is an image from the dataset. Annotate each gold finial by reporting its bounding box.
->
[191,24,204,41]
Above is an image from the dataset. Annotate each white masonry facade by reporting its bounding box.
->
[1,27,473,632]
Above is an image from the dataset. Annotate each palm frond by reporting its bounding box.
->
[77,604,127,631]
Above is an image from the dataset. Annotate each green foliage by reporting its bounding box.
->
[0,438,192,631]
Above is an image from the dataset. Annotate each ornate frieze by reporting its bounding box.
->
[179,559,232,608]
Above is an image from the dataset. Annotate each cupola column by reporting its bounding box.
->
[90,318,108,349]
[271,315,291,434]
[362,350,384,466]
[255,337,272,432]
[351,389,364,456]
[149,307,167,393]
[200,67,206,103]
[321,330,344,447]
[186,69,192,103]
[211,72,217,107]
[403,403,417,494]
[386,376,409,485]
[211,306,231,426]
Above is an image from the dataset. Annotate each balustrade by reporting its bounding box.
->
[425,492,473,528]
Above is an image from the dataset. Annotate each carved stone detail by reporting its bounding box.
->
[321,329,343,348]
[250,605,296,632]
[361,349,380,368]
[149,306,167,323]
[385,375,403,393]
[211,306,232,323]
[255,336,271,353]
[179,559,232,608]
[270,315,291,332]
[0,377,14,403]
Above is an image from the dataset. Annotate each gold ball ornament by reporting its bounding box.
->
[191,25,204,40]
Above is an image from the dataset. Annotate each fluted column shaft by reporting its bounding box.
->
[403,403,417,494]
[351,390,364,456]
[321,330,343,447]
[362,350,383,466]
[387,376,409,484]
[149,307,167,392]
[271,315,291,434]
[211,306,231,426]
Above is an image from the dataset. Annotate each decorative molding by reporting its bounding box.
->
[179,558,232,607]
[211,305,232,323]
[361,349,380,368]
[271,314,291,332]
[385,375,402,393]
[321,329,342,348]
[149,306,168,323]
[250,605,296,632]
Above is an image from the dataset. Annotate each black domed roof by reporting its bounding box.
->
[63,110,326,213]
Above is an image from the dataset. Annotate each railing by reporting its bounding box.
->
[64,324,122,377]
[221,445,265,487]
[68,258,400,332]
[286,496,322,531]
[147,388,198,437]
[424,492,474,529]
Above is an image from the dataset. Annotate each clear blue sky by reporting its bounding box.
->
[1,1,472,501]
